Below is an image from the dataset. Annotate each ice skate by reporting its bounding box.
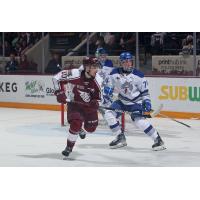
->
[109,133,127,149]
[152,135,166,151]
[62,146,72,158]
[79,129,86,139]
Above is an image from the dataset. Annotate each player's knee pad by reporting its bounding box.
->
[70,119,83,133]
[104,110,118,126]
[133,118,151,132]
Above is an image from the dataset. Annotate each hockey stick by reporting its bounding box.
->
[99,103,163,118]
[66,99,163,118]
[157,112,191,128]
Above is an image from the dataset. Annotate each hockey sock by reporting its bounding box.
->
[67,129,79,149]
[133,118,158,140]
[104,111,121,135]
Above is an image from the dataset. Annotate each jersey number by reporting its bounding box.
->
[143,81,148,88]
[61,70,72,79]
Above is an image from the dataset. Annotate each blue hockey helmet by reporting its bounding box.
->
[119,52,133,61]
[119,52,134,73]
[95,48,108,67]
[95,48,107,57]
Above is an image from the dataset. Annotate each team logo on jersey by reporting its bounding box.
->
[121,81,133,94]
[78,90,91,102]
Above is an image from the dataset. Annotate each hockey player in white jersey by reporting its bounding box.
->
[95,48,114,109]
[95,48,113,82]
[103,52,166,151]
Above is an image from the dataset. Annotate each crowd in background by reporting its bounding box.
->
[1,32,200,76]
[0,32,42,56]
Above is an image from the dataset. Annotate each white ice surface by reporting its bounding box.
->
[0,107,200,167]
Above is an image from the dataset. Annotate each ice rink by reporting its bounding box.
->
[0,107,200,167]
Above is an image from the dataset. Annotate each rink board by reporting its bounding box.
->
[0,75,200,119]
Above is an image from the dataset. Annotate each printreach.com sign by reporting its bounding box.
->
[152,55,197,72]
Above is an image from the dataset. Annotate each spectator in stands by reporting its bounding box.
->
[95,36,107,49]
[19,54,30,71]
[4,41,12,56]
[119,33,136,51]
[20,40,28,55]
[102,32,119,55]
[29,32,41,47]
[180,35,193,55]
[45,53,62,74]
[5,53,19,73]
[151,32,165,55]
[14,42,22,56]
[104,33,116,46]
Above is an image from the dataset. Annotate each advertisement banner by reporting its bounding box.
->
[147,77,200,113]
[152,55,196,72]
[0,75,58,104]
[0,75,199,114]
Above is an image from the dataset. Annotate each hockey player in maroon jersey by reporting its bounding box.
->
[52,56,102,157]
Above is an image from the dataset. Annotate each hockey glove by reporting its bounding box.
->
[103,86,114,96]
[142,99,151,112]
[54,90,67,104]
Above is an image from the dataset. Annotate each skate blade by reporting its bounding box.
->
[63,156,70,160]
[110,142,127,149]
[152,145,166,151]
[63,156,75,161]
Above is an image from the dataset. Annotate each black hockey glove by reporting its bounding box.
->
[54,90,67,104]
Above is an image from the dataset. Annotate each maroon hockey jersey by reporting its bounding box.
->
[52,69,102,105]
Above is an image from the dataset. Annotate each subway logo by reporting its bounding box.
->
[159,86,200,101]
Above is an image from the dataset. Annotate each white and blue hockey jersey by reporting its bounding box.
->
[106,68,150,105]
[97,59,113,84]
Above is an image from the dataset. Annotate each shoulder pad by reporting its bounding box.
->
[132,68,144,78]
[105,59,113,67]
[110,67,121,75]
